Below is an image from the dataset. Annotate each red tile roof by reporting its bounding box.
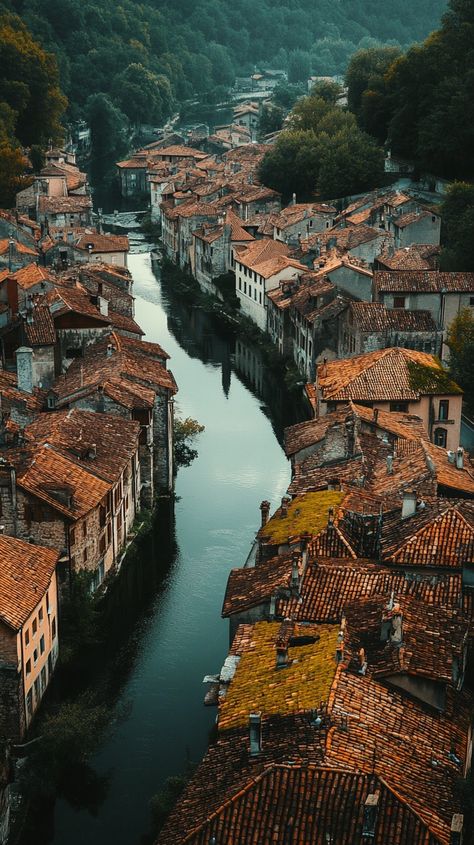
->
[0,535,58,631]
[374,270,474,293]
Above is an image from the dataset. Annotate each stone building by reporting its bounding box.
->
[0,534,59,741]
[337,301,439,358]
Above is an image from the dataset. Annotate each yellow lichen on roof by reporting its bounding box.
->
[219,621,339,730]
[262,490,345,545]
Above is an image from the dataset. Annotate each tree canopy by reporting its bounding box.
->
[346,0,474,179]
[0,0,446,127]
[258,92,384,201]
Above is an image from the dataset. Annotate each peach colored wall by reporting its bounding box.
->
[19,571,59,729]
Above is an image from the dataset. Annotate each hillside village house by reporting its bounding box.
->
[0,535,59,740]
[0,239,38,274]
[193,210,254,293]
[337,301,439,358]
[0,409,141,591]
[273,202,336,244]
[314,347,463,451]
[388,209,441,248]
[235,240,306,330]
[373,271,474,359]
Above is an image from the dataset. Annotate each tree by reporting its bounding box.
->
[258,130,322,201]
[346,46,402,116]
[258,102,285,138]
[173,416,205,470]
[86,93,128,184]
[0,13,66,146]
[316,126,384,198]
[113,63,173,126]
[0,140,29,208]
[309,79,342,104]
[439,182,474,271]
[288,49,311,84]
[447,308,474,415]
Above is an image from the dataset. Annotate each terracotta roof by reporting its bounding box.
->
[348,301,437,332]
[236,239,306,279]
[317,348,461,403]
[376,244,441,271]
[46,284,144,336]
[427,444,474,496]
[23,305,56,346]
[0,239,37,257]
[222,552,297,617]
[25,409,139,485]
[74,232,129,253]
[381,500,474,567]
[18,443,111,519]
[344,594,469,685]
[225,209,254,242]
[277,558,470,622]
[273,203,335,230]
[0,535,58,631]
[393,209,438,228]
[374,270,474,293]
[219,620,339,730]
[37,195,92,212]
[305,224,385,254]
[52,333,177,409]
[153,145,208,159]
[0,369,45,412]
[9,264,55,290]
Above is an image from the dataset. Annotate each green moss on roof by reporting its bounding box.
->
[219,621,339,730]
[407,359,462,396]
[263,491,345,545]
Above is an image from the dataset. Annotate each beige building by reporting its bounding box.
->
[315,347,463,452]
[0,534,59,740]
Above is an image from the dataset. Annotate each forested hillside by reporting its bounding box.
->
[346,0,474,181]
[0,0,446,125]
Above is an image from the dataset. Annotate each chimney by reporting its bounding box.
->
[97,295,109,317]
[291,553,300,593]
[280,496,290,519]
[106,343,115,357]
[0,525,4,535]
[450,814,463,845]
[320,357,328,379]
[260,500,271,528]
[456,447,464,470]
[327,507,334,529]
[373,408,379,424]
[275,637,289,669]
[386,454,393,475]
[401,489,417,519]
[358,647,368,676]
[292,192,296,206]
[390,603,403,645]
[249,712,262,755]
[380,594,395,641]
[16,347,34,394]
[335,616,345,663]
[87,443,97,460]
[362,792,380,838]
[447,450,455,464]
[345,415,355,456]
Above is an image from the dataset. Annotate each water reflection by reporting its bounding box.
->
[36,252,297,845]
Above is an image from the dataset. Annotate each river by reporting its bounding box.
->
[27,251,306,845]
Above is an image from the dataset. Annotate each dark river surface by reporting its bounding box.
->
[42,251,306,845]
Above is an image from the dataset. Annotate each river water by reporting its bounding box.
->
[33,251,306,845]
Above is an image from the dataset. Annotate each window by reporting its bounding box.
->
[39,607,43,623]
[248,285,252,298]
[33,648,38,665]
[83,548,88,563]
[390,401,409,412]
[26,689,33,717]
[393,296,406,309]
[26,659,31,675]
[25,628,29,646]
[32,618,37,635]
[238,278,241,290]
[41,666,47,692]
[438,400,449,420]
[83,521,87,538]
[52,617,57,640]
[434,427,447,447]
[70,527,76,546]
[244,281,247,295]
[34,677,40,702]
[259,292,262,304]
[40,635,45,655]
[470,296,474,307]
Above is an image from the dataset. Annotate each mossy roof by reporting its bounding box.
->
[261,490,345,545]
[219,621,339,730]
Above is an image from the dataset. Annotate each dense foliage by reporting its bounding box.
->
[258,92,384,201]
[346,0,474,180]
[0,12,66,204]
[447,309,474,416]
[439,182,474,271]
[0,0,445,125]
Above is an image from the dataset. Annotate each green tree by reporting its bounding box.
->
[258,102,285,138]
[288,49,311,83]
[316,126,384,198]
[309,79,342,104]
[258,130,322,201]
[0,13,66,145]
[447,308,474,415]
[113,63,173,126]
[173,416,205,470]
[86,92,128,184]
[346,46,402,116]
[439,182,474,271]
